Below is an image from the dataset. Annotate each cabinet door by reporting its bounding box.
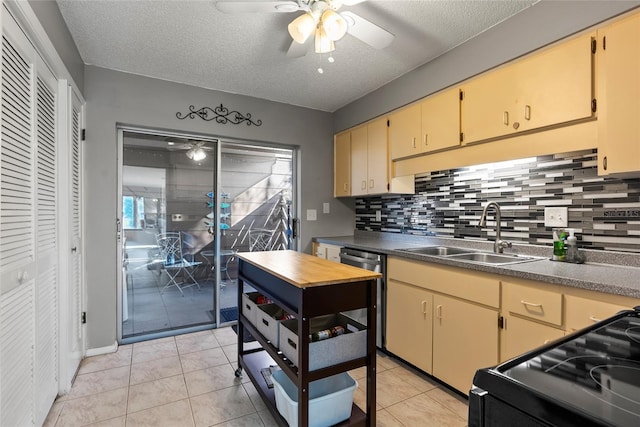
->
[501,315,565,362]
[461,65,517,144]
[597,13,640,175]
[366,118,388,194]
[388,103,421,160]
[565,295,629,333]
[334,132,351,197]
[514,33,594,133]
[350,125,368,196]
[386,279,433,374]
[325,244,342,263]
[421,88,461,153]
[433,294,498,394]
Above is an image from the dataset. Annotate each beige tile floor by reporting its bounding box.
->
[44,327,469,427]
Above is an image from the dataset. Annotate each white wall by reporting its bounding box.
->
[83,66,355,348]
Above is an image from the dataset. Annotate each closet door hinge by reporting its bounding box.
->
[498,315,505,329]
[81,312,87,324]
[81,129,86,141]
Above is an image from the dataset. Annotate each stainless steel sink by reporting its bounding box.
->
[397,246,477,256]
[445,252,539,265]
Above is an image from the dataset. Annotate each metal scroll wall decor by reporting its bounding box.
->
[176,104,262,126]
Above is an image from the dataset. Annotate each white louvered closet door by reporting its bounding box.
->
[67,89,83,375]
[1,6,61,426]
[34,56,59,426]
[1,8,37,427]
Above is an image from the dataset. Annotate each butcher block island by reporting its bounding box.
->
[235,250,380,427]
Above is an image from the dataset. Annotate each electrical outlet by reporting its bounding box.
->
[323,202,330,214]
[544,207,568,227]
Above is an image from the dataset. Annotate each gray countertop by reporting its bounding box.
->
[313,232,640,299]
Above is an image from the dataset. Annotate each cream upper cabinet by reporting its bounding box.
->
[388,103,421,160]
[462,32,594,145]
[461,65,517,144]
[386,278,433,374]
[432,293,499,394]
[389,88,460,160]
[421,87,461,153]
[333,131,351,197]
[351,118,389,196]
[597,12,640,176]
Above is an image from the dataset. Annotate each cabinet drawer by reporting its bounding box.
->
[388,257,500,308]
[565,295,629,333]
[503,281,563,326]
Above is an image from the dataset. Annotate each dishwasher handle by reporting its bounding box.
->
[339,253,381,268]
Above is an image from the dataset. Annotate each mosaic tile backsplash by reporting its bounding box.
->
[355,149,640,253]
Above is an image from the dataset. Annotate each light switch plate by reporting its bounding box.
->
[323,202,330,214]
[306,209,317,221]
[544,207,568,227]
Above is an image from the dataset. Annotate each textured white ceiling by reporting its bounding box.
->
[56,0,539,112]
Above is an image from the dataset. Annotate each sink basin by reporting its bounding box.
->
[445,252,538,265]
[397,246,477,256]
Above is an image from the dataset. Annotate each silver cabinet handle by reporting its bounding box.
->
[589,316,601,323]
[369,179,374,189]
[422,301,427,317]
[521,300,542,308]
[361,180,366,190]
[424,133,428,146]
[436,304,443,320]
[412,137,416,148]
[503,111,509,126]
[524,105,531,120]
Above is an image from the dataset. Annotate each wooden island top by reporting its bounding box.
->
[236,250,381,288]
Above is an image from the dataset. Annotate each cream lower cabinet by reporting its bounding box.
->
[500,279,565,362]
[432,293,499,393]
[565,294,629,333]
[386,279,433,374]
[313,242,341,262]
[500,314,565,362]
[386,257,499,393]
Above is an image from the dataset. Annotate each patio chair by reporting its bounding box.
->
[156,232,202,296]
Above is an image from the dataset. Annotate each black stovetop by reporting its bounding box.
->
[496,310,640,426]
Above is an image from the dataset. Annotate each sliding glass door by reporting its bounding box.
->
[118,129,295,342]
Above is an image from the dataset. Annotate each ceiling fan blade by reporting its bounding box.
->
[215,1,300,14]
[341,11,394,49]
[341,0,366,5]
[286,38,311,58]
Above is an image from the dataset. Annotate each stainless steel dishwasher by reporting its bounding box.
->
[339,247,385,349]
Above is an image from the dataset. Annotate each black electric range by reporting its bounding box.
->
[470,307,640,427]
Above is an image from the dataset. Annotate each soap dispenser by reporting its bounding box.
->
[552,228,566,261]
[565,229,580,263]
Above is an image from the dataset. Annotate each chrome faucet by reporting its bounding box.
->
[479,202,512,254]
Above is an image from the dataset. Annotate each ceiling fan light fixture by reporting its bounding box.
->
[314,25,335,53]
[186,146,206,161]
[321,9,347,41]
[288,13,316,44]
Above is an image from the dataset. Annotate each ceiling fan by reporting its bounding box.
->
[214,0,395,58]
